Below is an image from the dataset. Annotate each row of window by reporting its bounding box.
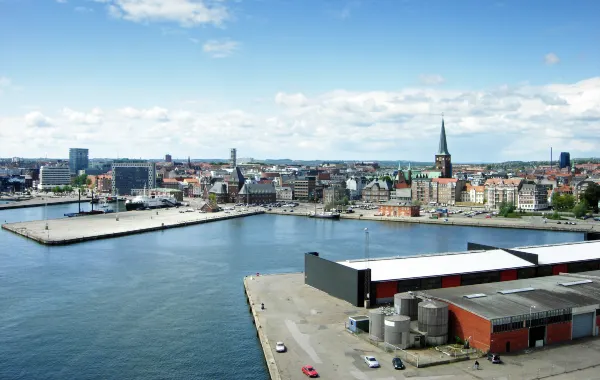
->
[492,309,573,333]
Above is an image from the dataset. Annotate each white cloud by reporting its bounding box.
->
[98,0,229,27]
[118,106,169,121]
[62,107,103,124]
[3,77,600,161]
[419,74,445,86]
[202,39,239,58]
[24,112,53,128]
[545,52,560,65]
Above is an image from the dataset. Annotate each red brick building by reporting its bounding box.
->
[378,204,420,217]
[425,272,600,353]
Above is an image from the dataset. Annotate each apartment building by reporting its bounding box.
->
[38,165,71,190]
[293,176,316,200]
[485,178,523,209]
[518,183,549,211]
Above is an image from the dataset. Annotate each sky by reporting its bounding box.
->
[0,0,599,162]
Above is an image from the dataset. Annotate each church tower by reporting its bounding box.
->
[435,119,452,178]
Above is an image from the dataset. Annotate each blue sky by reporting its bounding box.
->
[0,0,599,161]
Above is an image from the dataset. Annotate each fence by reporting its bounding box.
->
[344,322,427,367]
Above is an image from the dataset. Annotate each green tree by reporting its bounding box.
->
[583,183,600,212]
[498,201,515,217]
[208,193,217,206]
[551,193,564,211]
[573,200,589,218]
[71,174,88,187]
[412,200,422,207]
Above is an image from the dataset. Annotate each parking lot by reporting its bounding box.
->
[246,273,600,380]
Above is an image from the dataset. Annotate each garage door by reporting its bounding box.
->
[572,312,595,339]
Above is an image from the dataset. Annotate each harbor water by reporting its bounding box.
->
[0,204,583,379]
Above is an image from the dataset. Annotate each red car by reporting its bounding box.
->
[301,365,319,377]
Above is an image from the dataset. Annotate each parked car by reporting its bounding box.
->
[364,356,380,368]
[487,353,502,364]
[301,365,319,377]
[392,357,405,369]
[275,342,286,353]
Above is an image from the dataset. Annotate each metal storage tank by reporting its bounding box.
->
[384,315,411,349]
[394,292,419,320]
[369,309,386,341]
[417,300,449,345]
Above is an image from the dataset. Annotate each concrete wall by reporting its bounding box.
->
[447,304,491,350]
[304,252,368,307]
[546,322,572,345]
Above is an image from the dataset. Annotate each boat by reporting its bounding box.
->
[309,211,341,220]
[308,191,340,220]
[125,189,179,211]
[64,210,106,217]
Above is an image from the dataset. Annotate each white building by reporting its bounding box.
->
[38,165,71,190]
[276,186,293,200]
[518,183,549,211]
[346,176,367,200]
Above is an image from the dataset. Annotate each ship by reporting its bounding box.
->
[125,193,179,211]
[309,211,341,220]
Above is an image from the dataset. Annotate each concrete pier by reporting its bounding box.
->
[0,197,81,210]
[244,272,600,380]
[1,208,264,245]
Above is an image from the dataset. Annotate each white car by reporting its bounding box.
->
[275,342,286,353]
[364,356,380,368]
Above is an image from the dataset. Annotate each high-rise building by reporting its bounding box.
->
[230,148,237,168]
[111,160,156,195]
[559,152,571,169]
[434,119,452,178]
[165,154,172,163]
[69,148,89,175]
[38,165,71,190]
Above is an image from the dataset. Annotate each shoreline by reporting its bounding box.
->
[265,209,595,233]
[0,197,82,210]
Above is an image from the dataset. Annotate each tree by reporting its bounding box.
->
[71,174,88,187]
[573,200,589,218]
[208,193,217,206]
[552,193,576,211]
[583,183,600,212]
[498,201,515,217]
[412,200,422,207]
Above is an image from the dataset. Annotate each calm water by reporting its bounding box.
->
[0,204,583,380]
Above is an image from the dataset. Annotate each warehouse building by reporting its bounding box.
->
[304,238,600,308]
[421,271,600,353]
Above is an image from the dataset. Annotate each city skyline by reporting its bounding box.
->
[1,0,599,161]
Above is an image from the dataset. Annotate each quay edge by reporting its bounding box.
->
[244,276,281,380]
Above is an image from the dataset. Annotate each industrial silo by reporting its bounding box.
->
[369,309,386,341]
[417,300,449,346]
[384,315,411,349]
[394,292,419,320]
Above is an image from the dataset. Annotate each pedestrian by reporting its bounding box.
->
[474,360,479,370]
[261,303,265,310]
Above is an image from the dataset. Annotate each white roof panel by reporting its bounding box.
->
[337,249,535,282]
[515,240,600,265]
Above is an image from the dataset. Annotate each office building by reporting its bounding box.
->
[69,148,89,175]
[230,148,237,168]
[111,160,156,195]
[559,152,571,169]
[38,165,71,190]
[165,154,172,163]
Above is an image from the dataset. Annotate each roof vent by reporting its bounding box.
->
[498,287,535,295]
[559,279,593,287]
[464,293,487,299]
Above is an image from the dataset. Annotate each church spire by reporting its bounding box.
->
[437,118,450,156]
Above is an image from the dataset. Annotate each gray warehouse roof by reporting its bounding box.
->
[422,272,600,321]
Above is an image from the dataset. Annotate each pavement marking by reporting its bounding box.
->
[284,319,322,364]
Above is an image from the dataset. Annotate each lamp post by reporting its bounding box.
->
[529,305,536,327]
[364,227,371,308]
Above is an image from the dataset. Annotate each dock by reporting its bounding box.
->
[1,208,264,245]
[0,197,81,210]
[243,273,600,380]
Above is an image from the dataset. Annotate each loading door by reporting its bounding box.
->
[572,312,594,339]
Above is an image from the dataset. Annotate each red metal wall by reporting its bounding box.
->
[500,269,518,281]
[552,264,568,275]
[446,304,491,351]
[442,275,461,288]
[375,281,398,299]
[546,322,572,345]
[490,328,529,353]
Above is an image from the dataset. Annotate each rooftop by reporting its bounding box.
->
[514,240,600,265]
[423,272,600,320]
[337,249,535,282]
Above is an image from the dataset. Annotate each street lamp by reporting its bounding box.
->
[529,305,536,327]
[364,227,371,308]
